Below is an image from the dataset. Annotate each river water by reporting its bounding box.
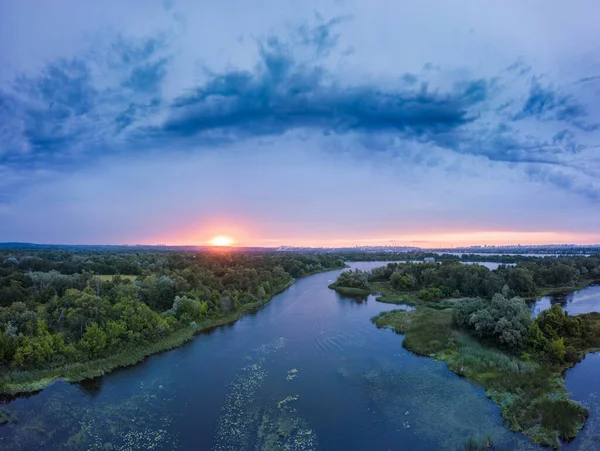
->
[1,263,599,450]
[531,285,600,318]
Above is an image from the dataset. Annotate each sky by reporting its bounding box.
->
[1,0,600,248]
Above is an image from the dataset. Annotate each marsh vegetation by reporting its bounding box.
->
[358,257,600,448]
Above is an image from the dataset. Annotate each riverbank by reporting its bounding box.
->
[0,304,265,396]
[372,306,600,448]
[327,284,371,297]
[531,280,598,299]
[333,279,599,305]
[0,267,344,397]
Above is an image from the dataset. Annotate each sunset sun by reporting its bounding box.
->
[210,236,233,247]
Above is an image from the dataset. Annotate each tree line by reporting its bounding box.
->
[0,250,345,371]
[333,257,600,300]
[333,257,600,363]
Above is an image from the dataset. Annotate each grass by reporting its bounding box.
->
[372,305,594,448]
[370,282,462,310]
[371,282,419,304]
[373,307,453,356]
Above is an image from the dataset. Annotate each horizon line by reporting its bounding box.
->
[1,241,600,250]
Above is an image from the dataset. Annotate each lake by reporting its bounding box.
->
[3,262,598,450]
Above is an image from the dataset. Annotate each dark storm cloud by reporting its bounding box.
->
[156,39,488,142]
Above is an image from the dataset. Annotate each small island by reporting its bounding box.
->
[330,257,600,448]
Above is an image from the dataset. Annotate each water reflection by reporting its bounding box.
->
[531,285,600,317]
[563,352,600,450]
[72,379,103,398]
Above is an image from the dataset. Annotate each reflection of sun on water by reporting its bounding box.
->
[210,236,233,247]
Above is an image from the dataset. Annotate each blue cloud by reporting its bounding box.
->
[1,19,598,204]
[525,164,600,202]
[552,129,585,153]
[428,124,565,166]
[401,73,418,85]
[514,79,598,131]
[0,58,96,168]
[506,59,531,76]
[155,38,487,143]
[297,14,350,56]
[0,35,168,170]
[123,58,169,93]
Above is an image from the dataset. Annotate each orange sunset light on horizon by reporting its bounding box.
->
[210,236,234,247]
[153,227,600,248]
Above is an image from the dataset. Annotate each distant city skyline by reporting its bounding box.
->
[2,240,599,251]
[147,230,600,248]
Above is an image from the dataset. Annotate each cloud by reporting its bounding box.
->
[157,46,488,143]
[0,34,169,171]
[0,17,493,170]
[1,140,597,244]
[1,4,599,224]
[514,78,598,131]
[296,14,350,56]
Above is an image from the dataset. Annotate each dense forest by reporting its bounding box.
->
[0,250,345,384]
[331,256,600,301]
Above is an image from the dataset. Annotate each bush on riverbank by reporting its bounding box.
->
[452,293,531,354]
[528,306,600,365]
[328,285,372,297]
[328,269,372,295]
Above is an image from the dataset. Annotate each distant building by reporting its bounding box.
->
[424,257,435,263]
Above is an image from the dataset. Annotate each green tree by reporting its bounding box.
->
[81,323,107,358]
[546,337,566,363]
[13,320,65,367]
[257,286,266,301]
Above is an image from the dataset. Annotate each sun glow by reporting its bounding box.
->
[210,236,234,247]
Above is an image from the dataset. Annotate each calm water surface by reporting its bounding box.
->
[531,285,600,317]
[3,262,597,450]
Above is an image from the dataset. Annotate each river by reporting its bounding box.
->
[531,285,600,318]
[1,263,599,450]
